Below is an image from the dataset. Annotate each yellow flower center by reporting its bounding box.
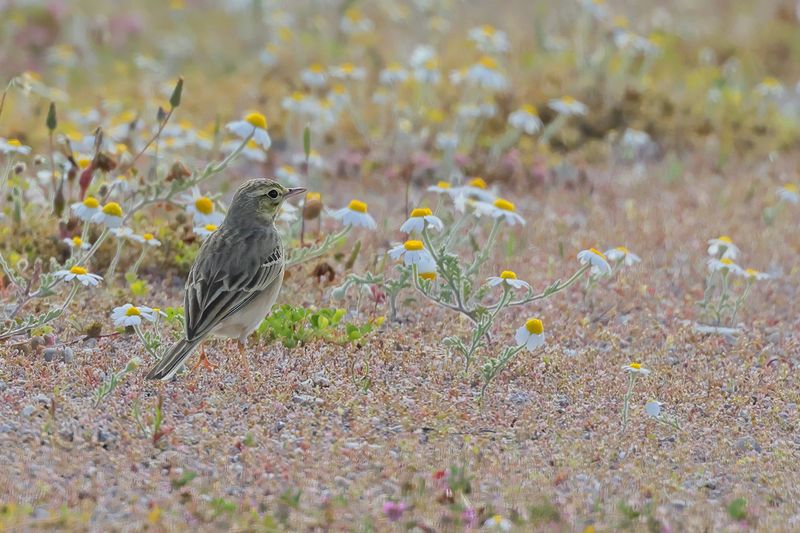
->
[436,181,451,189]
[7,139,22,147]
[492,515,503,524]
[525,318,543,335]
[562,96,576,104]
[500,270,517,279]
[481,24,495,35]
[143,233,154,241]
[629,362,641,369]
[203,224,218,232]
[78,157,92,169]
[332,84,346,94]
[281,165,296,174]
[245,112,267,129]
[387,62,403,71]
[126,306,141,316]
[308,63,324,73]
[720,258,734,266]
[423,58,438,70]
[745,268,759,277]
[307,192,321,202]
[589,247,607,259]
[102,202,123,217]
[494,198,515,211]
[246,140,259,149]
[613,15,629,28]
[427,109,444,123]
[195,196,214,215]
[291,91,305,101]
[348,199,367,213]
[419,271,437,281]
[478,56,497,69]
[718,235,733,244]
[403,240,424,251]
[83,196,100,209]
[339,63,355,74]
[72,237,82,246]
[784,184,798,193]
[762,77,780,88]
[410,207,432,217]
[469,177,487,189]
[522,104,538,115]
[615,246,629,254]
[345,7,362,21]
[69,266,88,275]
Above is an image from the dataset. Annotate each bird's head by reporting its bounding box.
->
[227,179,306,224]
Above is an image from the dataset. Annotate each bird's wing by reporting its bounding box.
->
[183,226,283,341]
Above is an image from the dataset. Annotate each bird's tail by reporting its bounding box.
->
[145,338,201,381]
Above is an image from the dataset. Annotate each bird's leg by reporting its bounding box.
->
[238,340,254,393]
[192,342,217,372]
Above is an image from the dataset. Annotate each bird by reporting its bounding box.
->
[145,178,306,382]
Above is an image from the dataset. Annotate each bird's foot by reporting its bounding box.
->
[192,351,217,372]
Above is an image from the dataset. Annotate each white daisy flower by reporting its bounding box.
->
[457,103,482,120]
[111,303,156,327]
[487,270,531,290]
[223,139,267,162]
[131,232,161,247]
[379,63,408,86]
[474,198,526,226]
[621,128,652,150]
[330,62,366,81]
[259,44,278,67]
[707,236,739,259]
[194,224,219,240]
[465,56,508,91]
[409,45,436,68]
[515,319,545,351]
[282,91,314,114]
[291,150,325,171]
[508,105,543,134]
[388,240,434,266]
[577,248,612,276]
[579,0,609,20]
[91,202,124,228]
[300,64,327,88]
[459,177,496,202]
[54,265,103,286]
[400,207,444,233]
[468,25,510,54]
[435,132,459,151]
[427,181,454,195]
[332,199,377,230]
[739,267,770,281]
[622,362,650,375]
[180,187,225,226]
[275,165,301,186]
[478,101,498,118]
[413,58,441,85]
[777,183,799,204]
[707,257,743,275]
[0,138,32,155]
[755,77,785,98]
[63,236,90,250]
[71,196,102,221]
[645,400,663,417]
[340,7,373,34]
[604,246,641,266]
[417,256,437,281]
[110,226,135,240]
[549,96,588,116]
[226,112,271,150]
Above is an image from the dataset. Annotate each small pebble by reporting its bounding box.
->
[21,405,35,417]
[62,347,75,363]
[43,348,59,362]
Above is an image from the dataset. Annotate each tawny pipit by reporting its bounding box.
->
[145,179,305,381]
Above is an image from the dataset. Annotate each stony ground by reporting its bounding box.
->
[2,158,800,532]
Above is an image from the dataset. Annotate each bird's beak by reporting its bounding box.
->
[284,187,307,199]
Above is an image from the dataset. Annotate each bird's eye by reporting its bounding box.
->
[267,189,279,199]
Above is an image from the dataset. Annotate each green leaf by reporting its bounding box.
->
[171,471,197,489]
[169,77,184,108]
[46,101,57,131]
